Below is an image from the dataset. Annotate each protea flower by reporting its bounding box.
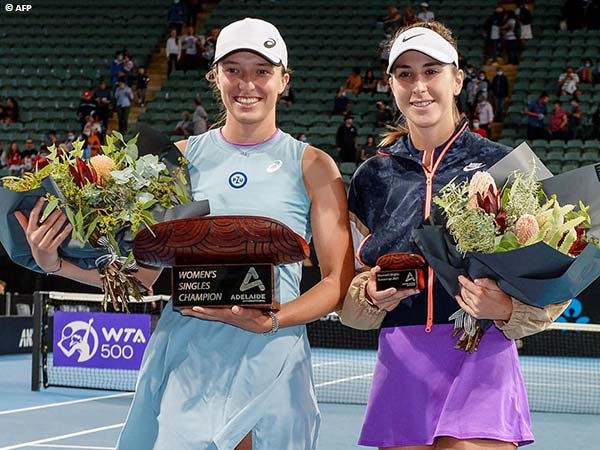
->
[69,157,98,187]
[89,155,115,185]
[514,214,540,244]
[467,171,497,209]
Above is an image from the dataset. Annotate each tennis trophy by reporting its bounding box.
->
[133,215,310,310]
[375,252,427,291]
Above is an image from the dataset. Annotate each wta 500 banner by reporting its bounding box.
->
[53,311,150,370]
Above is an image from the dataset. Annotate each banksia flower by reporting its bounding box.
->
[467,171,497,209]
[514,214,540,244]
[89,155,116,185]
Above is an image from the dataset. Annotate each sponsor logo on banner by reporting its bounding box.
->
[53,311,150,370]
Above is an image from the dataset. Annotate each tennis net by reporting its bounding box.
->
[32,292,600,414]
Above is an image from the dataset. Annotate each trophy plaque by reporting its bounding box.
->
[375,253,427,291]
[133,215,310,310]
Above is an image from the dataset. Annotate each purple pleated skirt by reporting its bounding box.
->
[359,324,534,448]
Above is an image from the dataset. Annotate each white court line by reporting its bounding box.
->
[32,445,114,449]
[0,392,133,416]
[315,373,373,388]
[0,423,123,450]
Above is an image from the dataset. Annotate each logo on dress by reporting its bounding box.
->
[228,172,248,189]
[57,319,99,363]
[240,267,266,292]
[264,38,276,48]
[266,160,283,173]
[463,162,486,172]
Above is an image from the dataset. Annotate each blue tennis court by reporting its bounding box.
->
[1,349,599,450]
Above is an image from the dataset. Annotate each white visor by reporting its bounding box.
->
[214,18,288,69]
[387,27,458,74]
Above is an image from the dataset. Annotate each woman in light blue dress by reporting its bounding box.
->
[16,18,354,450]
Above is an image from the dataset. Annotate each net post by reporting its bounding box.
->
[31,291,44,391]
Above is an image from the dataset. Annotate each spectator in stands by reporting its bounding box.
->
[166,29,181,78]
[475,93,494,137]
[568,98,583,139]
[502,10,519,65]
[77,90,98,129]
[5,97,19,124]
[336,115,358,162]
[122,52,135,86]
[459,65,475,115]
[110,51,125,85]
[417,2,435,23]
[136,67,150,107]
[333,86,350,115]
[403,6,418,26]
[562,0,585,31]
[187,0,201,28]
[93,79,113,128]
[45,130,58,147]
[192,97,208,135]
[383,6,402,34]
[361,69,377,95]
[183,26,199,73]
[170,111,191,136]
[524,92,550,140]
[470,119,487,138]
[6,142,22,172]
[359,134,377,161]
[0,279,6,295]
[515,0,533,46]
[578,58,594,83]
[476,70,489,96]
[0,105,6,124]
[0,142,5,167]
[22,138,36,158]
[64,131,77,151]
[491,66,509,119]
[345,68,362,95]
[114,76,134,134]
[167,0,188,36]
[375,101,393,127]
[558,66,580,97]
[279,84,295,106]
[33,145,50,169]
[549,101,569,140]
[376,73,390,94]
[485,6,505,63]
[200,28,219,69]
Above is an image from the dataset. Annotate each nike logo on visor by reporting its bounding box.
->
[403,33,425,42]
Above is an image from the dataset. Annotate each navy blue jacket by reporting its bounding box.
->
[348,120,511,329]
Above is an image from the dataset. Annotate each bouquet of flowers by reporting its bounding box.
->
[413,164,600,352]
[0,131,192,310]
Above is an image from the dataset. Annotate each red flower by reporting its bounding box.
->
[568,226,589,256]
[69,157,98,187]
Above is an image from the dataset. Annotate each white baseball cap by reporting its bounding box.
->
[213,18,288,69]
[387,27,458,74]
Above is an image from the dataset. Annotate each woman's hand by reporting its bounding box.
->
[179,305,273,333]
[365,266,420,312]
[455,275,513,321]
[14,198,72,273]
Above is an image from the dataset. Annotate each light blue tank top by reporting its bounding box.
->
[185,128,311,303]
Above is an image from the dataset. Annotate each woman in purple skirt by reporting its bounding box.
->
[342,22,569,450]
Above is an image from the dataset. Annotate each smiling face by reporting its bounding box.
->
[389,50,463,132]
[214,51,289,127]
